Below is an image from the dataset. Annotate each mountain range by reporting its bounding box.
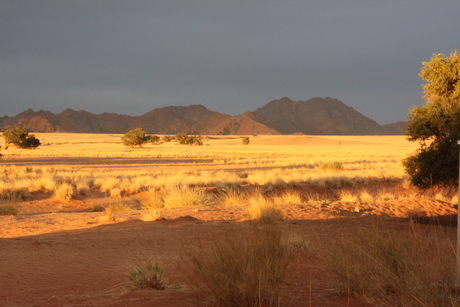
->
[0,97,406,135]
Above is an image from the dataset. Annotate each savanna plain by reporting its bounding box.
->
[0,134,459,306]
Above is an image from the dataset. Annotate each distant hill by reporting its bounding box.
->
[253,97,387,135]
[383,121,407,135]
[0,97,406,135]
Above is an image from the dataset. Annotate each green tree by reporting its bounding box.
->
[175,133,203,146]
[3,127,41,149]
[403,51,460,188]
[149,135,161,144]
[162,135,174,142]
[121,128,151,148]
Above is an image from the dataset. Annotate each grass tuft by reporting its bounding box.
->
[128,261,165,291]
[54,183,75,202]
[142,189,164,209]
[319,161,344,170]
[317,217,456,306]
[184,225,292,306]
[273,189,302,205]
[248,194,283,223]
[376,190,396,201]
[163,186,213,208]
[358,190,374,203]
[217,189,247,206]
[338,190,358,202]
[105,200,131,213]
[0,203,19,215]
[0,188,30,202]
[89,203,105,212]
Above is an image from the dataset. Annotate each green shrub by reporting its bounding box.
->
[121,128,151,148]
[2,127,40,149]
[175,133,203,146]
[162,135,175,142]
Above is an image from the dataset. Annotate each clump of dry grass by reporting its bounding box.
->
[0,188,30,202]
[0,202,19,215]
[213,177,243,191]
[273,189,302,205]
[142,189,164,209]
[319,161,344,170]
[269,178,288,189]
[54,183,75,202]
[248,194,283,223]
[359,190,374,203]
[95,176,119,193]
[284,232,310,252]
[305,192,324,202]
[317,217,456,306]
[376,190,396,201]
[434,192,450,203]
[105,200,131,213]
[338,190,358,202]
[75,183,91,195]
[89,202,105,212]
[141,209,162,221]
[184,225,292,306]
[127,261,165,290]
[109,188,122,198]
[217,189,247,206]
[139,190,164,220]
[103,200,131,220]
[163,186,213,208]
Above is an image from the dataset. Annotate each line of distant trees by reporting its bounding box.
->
[121,128,204,147]
[0,127,251,153]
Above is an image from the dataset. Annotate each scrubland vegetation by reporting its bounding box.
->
[1,133,458,306]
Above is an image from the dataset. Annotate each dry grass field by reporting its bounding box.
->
[0,134,458,306]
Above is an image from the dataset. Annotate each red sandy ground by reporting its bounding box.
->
[1,187,457,307]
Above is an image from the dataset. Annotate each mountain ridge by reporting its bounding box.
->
[0,97,406,135]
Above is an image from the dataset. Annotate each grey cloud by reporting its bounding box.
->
[1,0,459,124]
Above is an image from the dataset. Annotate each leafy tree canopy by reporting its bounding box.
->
[403,51,460,188]
[121,128,160,148]
[2,127,41,149]
[175,133,203,146]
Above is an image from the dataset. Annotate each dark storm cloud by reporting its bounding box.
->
[1,0,459,124]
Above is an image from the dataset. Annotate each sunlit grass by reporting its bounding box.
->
[0,134,419,212]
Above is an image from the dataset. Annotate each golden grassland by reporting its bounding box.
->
[1,133,455,214]
[2,133,458,229]
[1,134,458,214]
[0,133,417,183]
[0,134,420,206]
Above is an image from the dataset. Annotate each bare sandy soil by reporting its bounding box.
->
[1,174,457,306]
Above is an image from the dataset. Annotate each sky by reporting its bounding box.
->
[1,1,459,125]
